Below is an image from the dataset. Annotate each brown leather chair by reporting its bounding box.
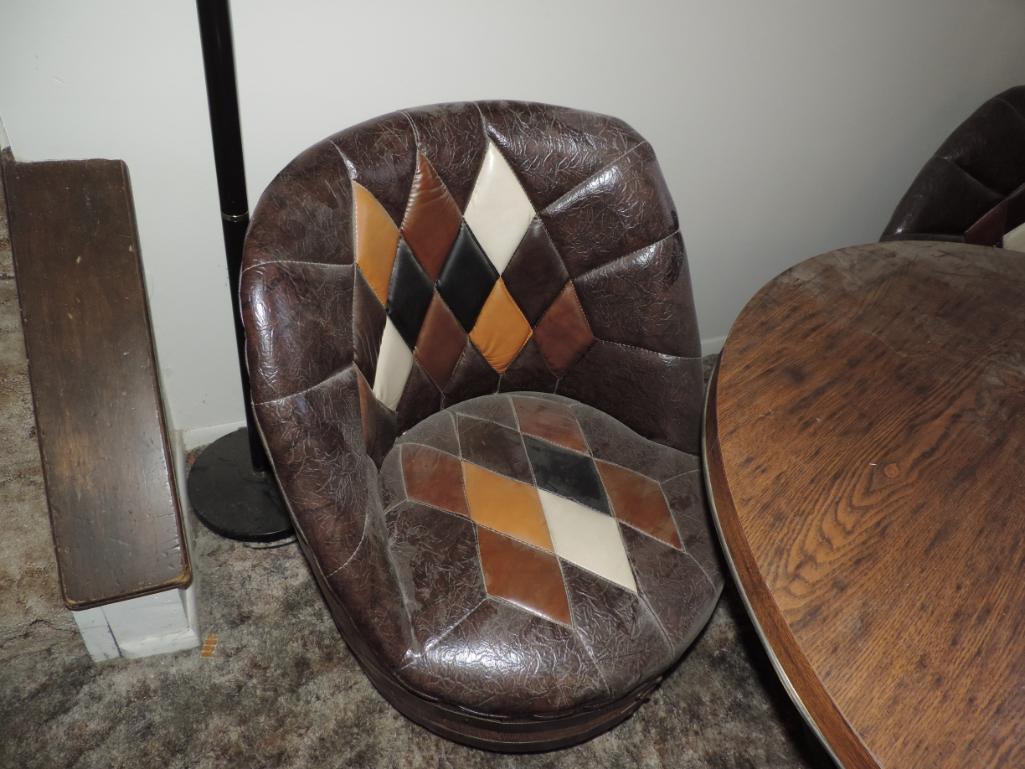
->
[240,101,723,751]
[882,85,1025,249]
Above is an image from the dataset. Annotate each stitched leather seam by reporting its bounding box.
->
[595,336,703,361]
[395,443,409,506]
[528,211,574,308]
[660,467,701,484]
[440,344,472,408]
[486,593,574,632]
[253,363,354,407]
[636,589,675,651]
[324,504,371,580]
[540,140,649,214]
[395,497,471,525]
[393,439,459,459]
[399,110,421,150]
[239,257,352,277]
[934,154,1003,198]
[396,596,489,671]
[570,230,681,284]
[559,579,613,697]
[471,102,491,153]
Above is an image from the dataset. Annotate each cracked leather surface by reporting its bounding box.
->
[240,102,716,720]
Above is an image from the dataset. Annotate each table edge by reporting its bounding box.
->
[702,362,879,769]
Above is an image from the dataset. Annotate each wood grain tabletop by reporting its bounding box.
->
[704,240,1025,769]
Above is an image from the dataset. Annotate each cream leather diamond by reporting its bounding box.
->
[372,317,413,410]
[538,489,637,593]
[463,141,537,274]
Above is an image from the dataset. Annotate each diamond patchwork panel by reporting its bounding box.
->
[353,138,602,413]
[533,282,594,374]
[1006,220,1025,252]
[502,218,570,324]
[457,414,532,484]
[383,392,723,670]
[372,317,413,409]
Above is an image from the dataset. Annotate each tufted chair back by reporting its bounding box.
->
[882,86,1025,250]
[239,104,706,689]
[241,102,703,468]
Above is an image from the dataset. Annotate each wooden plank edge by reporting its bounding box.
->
[2,157,193,610]
[702,360,880,769]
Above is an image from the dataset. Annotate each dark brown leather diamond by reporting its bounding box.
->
[477,526,570,625]
[502,217,569,324]
[532,282,594,374]
[402,443,468,516]
[512,395,587,453]
[401,153,463,281]
[414,293,466,389]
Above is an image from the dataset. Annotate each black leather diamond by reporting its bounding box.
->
[387,240,435,348]
[437,224,499,332]
[523,435,610,514]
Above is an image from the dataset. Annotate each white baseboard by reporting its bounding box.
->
[181,420,245,451]
[701,335,726,357]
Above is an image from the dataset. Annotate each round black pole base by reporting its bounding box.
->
[187,428,292,542]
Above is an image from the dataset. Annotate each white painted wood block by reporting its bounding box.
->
[72,586,199,662]
[73,606,120,661]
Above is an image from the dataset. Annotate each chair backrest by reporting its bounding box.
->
[241,102,703,459]
[881,86,1025,250]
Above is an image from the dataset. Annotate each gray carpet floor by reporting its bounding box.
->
[0,174,835,768]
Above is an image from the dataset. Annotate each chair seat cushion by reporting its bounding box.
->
[379,392,723,717]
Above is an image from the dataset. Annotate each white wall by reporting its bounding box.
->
[2,1,1024,431]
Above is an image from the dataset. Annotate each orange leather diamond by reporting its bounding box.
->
[462,461,552,551]
[469,279,532,373]
[352,181,400,305]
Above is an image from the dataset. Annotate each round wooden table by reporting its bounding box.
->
[704,241,1025,769]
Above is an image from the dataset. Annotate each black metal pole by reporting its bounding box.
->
[196,0,267,472]
[188,0,291,542]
